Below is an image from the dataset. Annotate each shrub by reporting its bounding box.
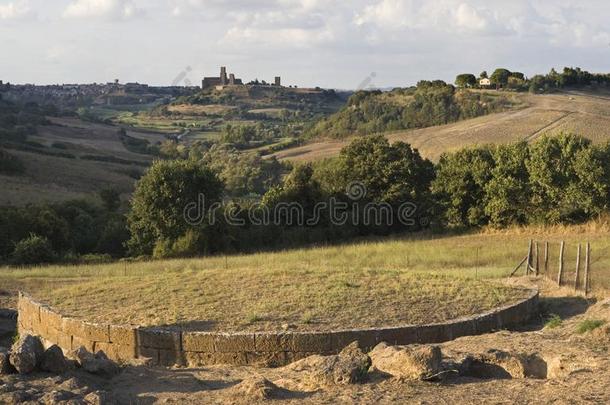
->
[11,234,56,265]
[576,319,605,334]
[0,148,25,175]
[544,314,563,329]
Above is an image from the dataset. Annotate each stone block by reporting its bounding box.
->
[254,332,292,352]
[474,311,500,334]
[82,322,110,343]
[182,332,215,353]
[109,325,137,347]
[377,326,419,346]
[331,330,377,353]
[416,324,445,343]
[39,306,63,333]
[185,351,248,367]
[445,318,476,340]
[290,332,333,353]
[137,328,181,350]
[71,335,94,352]
[214,333,255,353]
[94,342,136,362]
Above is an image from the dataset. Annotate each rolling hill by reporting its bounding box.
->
[271,90,610,162]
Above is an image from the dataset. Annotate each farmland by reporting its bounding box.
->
[273,90,610,162]
[0,117,164,205]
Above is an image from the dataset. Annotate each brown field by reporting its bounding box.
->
[272,90,610,162]
[166,104,237,116]
[0,117,161,205]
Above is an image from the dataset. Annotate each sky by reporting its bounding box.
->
[1,0,609,89]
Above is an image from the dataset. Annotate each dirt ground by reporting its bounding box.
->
[1,278,609,404]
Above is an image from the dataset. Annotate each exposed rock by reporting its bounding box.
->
[9,334,44,374]
[41,345,70,374]
[1,347,16,375]
[287,341,371,386]
[84,390,115,405]
[461,349,549,379]
[73,347,120,377]
[234,375,282,400]
[369,343,442,380]
[40,389,76,404]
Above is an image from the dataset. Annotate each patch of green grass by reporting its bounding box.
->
[545,314,563,329]
[246,313,264,324]
[576,319,606,334]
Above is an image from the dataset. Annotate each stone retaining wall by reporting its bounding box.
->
[17,289,539,367]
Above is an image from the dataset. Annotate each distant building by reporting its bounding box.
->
[274,76,281,87]
[479,78,491,87]
[202,66,243,89]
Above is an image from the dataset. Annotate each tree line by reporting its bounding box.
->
[125,133,610,260]
[455,66,610,93]
[2,132,609,265]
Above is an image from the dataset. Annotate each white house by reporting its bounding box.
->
[479,78,491,87]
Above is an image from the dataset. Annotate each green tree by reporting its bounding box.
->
[99,188,121,212]
[455,74,477,88]
[484,142,530,227]
[490,68,512,87]
[337,135,435,220]
[126,159,224,256]
[432,146,494,228]
[12,234,56,265]
[526,133,606,223]
[480,71,488,79]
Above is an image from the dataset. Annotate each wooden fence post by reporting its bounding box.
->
[584,242,591,296]
[526,239,533,276]
[544,241,549,276]
[536,241,540,277]
[574,244,581,291]
[558,241,565,286]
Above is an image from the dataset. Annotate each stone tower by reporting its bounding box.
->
[274,76,281,87]
[220,66,228,86]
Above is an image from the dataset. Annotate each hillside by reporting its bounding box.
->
[305,82,517,139]
[272,89,610,162]
[0,116,164,206]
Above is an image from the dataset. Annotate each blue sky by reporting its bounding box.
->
[1,0,609,88]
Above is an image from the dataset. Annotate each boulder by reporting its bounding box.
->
[369,343,442,380]
[9,334,44,374]
[0,347,16,375]
[288,341,371,385]
[41,345,70,374]
[73,347,120,377]
[234,376,282,400]
[83,390,115,405]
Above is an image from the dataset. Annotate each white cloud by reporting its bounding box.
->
[0,0,34,20]
[455,3,487,31]
[63,0,143,20]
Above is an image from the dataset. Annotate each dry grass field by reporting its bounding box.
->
[0,117,162,205]
[273,90,610,162]
[1,219,608,332]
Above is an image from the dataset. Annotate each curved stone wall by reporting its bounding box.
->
[17,289,539,367]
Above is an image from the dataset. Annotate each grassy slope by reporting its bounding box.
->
[1,220,608,331]
[0,117,162,205]
[272,90,610,162]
